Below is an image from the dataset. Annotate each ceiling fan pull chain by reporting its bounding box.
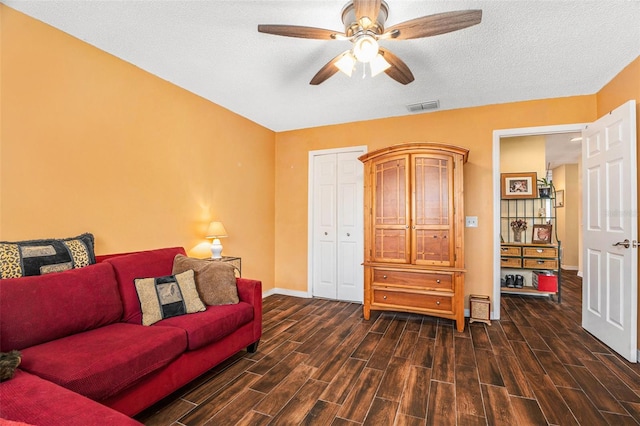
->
[362,63,367,79]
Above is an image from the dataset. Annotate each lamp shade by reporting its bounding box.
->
[206,221,228,238]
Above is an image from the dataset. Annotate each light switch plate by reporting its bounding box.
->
[466,216,478,227]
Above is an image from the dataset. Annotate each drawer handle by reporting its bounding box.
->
[537,260,545,264]
[436,301,441,305]
[383,275,387,279]
[383,295,387,300]
[436,279,441,283]
[501,258,508,261]
[501,247,508,251]
[536,249,543,253]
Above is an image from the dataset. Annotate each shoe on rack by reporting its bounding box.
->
[505,275,515,288]
[515,275,524,288]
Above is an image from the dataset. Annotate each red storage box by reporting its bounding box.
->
[532,271,557,292]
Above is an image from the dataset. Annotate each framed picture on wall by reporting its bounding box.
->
[501,172,538,199]
[555,190,565,207]
[532,224,553,244]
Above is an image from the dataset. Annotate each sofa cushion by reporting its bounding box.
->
[0,233,95,279]
[19,323,187,401]
[156,302,254,351]
[104,247,186,324]
[0,370,142,426]
[172,254,239,305]
[135,269,206,326]
[0,370,143,426]
[0,262,123,352]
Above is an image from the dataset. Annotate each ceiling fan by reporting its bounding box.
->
[258,0,482,85]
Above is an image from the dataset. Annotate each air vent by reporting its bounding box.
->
[406,100,440,113]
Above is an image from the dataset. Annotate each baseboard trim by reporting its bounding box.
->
[262,288,312,299]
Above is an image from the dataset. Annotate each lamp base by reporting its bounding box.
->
[210,239,223,259]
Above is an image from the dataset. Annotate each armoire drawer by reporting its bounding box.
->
[523,258,558,269]
[373,289,453,313]
[500,246,521,256]
[500,257,522,268]
[523,246,558,258]
[372,269,453,290]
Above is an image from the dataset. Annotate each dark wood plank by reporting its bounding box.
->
[202,389,265,425]
[454,336,476,367]
[253,363,316,416]
[468,323,492,350]
[235,410,271,426]
[596,353,640,391]
[268,379,327,425]
[496,354,534,398]
[367,336,399,370]
[474,348,505,387]
[510,396,547,425]
[249,351,308,394]
[411,337,435,369]
[431,345,455,383]
[533,349,579,388]
[426,380,456,426]
[300,400,340,425]
[564,364,627,414]
[178,372,261,425]
[320,358,367,404]
[556,386,609,426]
[399,365,431,419]
[395,330,419,359]
[455,364,485,421]
[525,372,579,425]
[337,368,384,423]
[351,332,382,360]
[481,384,516,426]
[362,397,399,426]
[376,356,411,401]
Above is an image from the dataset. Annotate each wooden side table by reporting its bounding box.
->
[205,256,241,277]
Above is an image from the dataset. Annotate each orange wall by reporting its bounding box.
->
[0,6,276,289]
[275,97,597,301]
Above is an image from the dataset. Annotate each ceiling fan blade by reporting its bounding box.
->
[310,51,349,85]
[354,0,381,28]
[258,24,344,40]
[379,47,414,85]
[386,10,482,40]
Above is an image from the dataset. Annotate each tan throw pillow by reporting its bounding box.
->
[172,254,239,306]
[134,269,206,326]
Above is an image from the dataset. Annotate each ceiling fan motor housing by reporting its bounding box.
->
[341,0,389,36]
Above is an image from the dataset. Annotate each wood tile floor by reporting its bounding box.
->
[137,271,640,425]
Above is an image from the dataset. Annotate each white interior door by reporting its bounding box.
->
[310,147,365,302]
[336,152,363,302]
[312,153,337,299]
[582,100,637,362]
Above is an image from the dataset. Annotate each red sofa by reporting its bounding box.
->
[0,247,262,425]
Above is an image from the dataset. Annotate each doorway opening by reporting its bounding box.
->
[492,124,586,320]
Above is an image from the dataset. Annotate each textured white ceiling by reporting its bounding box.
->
[4,0,640,132]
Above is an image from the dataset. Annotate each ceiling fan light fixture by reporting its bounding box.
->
[369,53,391,77]
[335,53,356,76]
[352,34,379,63]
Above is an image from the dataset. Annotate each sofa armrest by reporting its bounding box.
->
[236,278,262,343]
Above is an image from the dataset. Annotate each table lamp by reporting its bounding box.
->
[206,221,228,259]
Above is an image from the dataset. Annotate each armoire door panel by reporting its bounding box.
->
[414,156,451,226]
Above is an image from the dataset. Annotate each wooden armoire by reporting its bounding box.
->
[359,142,468,332]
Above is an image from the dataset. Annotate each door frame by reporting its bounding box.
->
[492,124,586,319]
[307,145,367,299]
